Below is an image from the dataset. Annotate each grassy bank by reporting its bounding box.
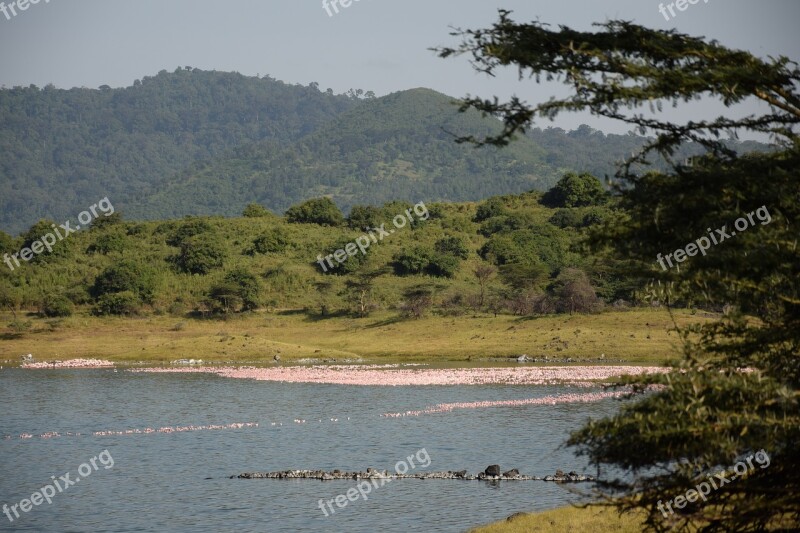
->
[470,505,645,533]
[0,307,709,365]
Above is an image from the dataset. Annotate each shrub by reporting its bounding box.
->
[434,236,469,259]
[242,203,273,218]
[173,234,227,274]
[347,205,383,230]
[247,228,289,255]
[166,218,215,246]
[92,260,156,302]
[41,294,73,317]
[87,233,128,255]
[285,197,344,226]
[474,197,508,222]
[541,172,608,208]
[93,291,141,316]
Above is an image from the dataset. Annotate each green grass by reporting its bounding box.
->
[0,307,709,365]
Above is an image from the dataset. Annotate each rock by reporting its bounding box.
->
[485,465,501,477]
[502,469,520,478]
[454,470,467,479]
[516,355,529,363]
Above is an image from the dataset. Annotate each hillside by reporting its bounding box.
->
[142,88,560,218]
[0,69,772,234]
[0,68,359,234]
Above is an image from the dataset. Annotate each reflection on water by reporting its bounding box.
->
[0,369,621,532]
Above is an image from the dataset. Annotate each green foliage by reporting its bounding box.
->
[551,268,600,314]
[92,260,156,303]
[321,237,369,275]
[20,219,71,262]
[393,245,461,278]
[41,294,74,318]
[87,232,128,255]
[166,218,215,247]
[242,203,273,218]
[173,234,227,275]
[441,12,800,531]
[285,198,344,226]
[541,173,608,208]
[93,291,141,316]
[91,212,123,230]
[347,205,383,230]
[434,236,469,259]
[247,228,289,255]
[222,268,261,311]
[0,230,16,253]
[474,197,509,222]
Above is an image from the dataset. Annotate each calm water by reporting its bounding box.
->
[0,369,621,532]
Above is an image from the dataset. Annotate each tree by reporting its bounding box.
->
[541,172,608,208]
[551,268,600,314]
[400,285,434,319]
[439,13,800,531]
[473,264,496,307]
[285,197,344,226]
[343,270,384,318]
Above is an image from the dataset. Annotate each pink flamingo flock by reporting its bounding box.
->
[132,364,668,386]
[6,361,669,442]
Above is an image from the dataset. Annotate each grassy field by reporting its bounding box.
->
[0,307,711,365]
[470,505,646,533]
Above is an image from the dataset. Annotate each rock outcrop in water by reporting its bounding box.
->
[235,466,594,482]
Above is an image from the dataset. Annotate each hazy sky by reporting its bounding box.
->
[1,0,798,134]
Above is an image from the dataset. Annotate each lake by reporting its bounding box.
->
[0,368,623,532]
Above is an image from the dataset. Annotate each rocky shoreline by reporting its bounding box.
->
[236,465,594,482]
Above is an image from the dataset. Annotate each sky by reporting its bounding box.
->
[0,0,798,135]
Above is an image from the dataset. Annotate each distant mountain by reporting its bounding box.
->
[0,68,358,234]
[0,69,773,234]
[140,88,560,218]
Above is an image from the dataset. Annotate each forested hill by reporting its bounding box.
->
[0,68,358,234]
[0,68,770,234]
[140,88,560,219]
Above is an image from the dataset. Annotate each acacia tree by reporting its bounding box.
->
[439,12,799,531]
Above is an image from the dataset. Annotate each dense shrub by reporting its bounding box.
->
[285,197,344,226]
[242,203,273,218]
[41,294,74,317]
[247,228,289,255]
[87,232,128,254]
[166,218,215,246]
[434,236,469,259]
[347,205,383,230]
[474,197,508,222]
[541,172,608,208]
[173,234,227,274]
[93,291,141,316]
[92,260,156,302]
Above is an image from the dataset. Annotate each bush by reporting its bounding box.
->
[285,198,344,226]
[92,260,156,302]
[247,228,289,255]
[173,234,227,274]
[320,238,369,275]
[347,205,382,230]
[242,203,273,218]
[41,294,73,317]
[434,236,469,259]
[393,246,461,278]
[87,233,128,254]
[392,247,433,276]
[93,291,141,316]
[474,197,508,222]
[541,172,608,208]
[166,218,215,246]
